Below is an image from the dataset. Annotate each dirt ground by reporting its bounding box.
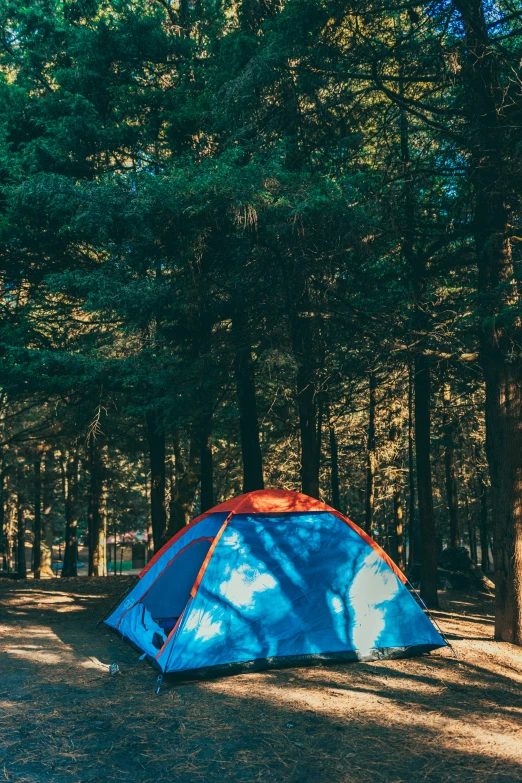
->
[1,577,521,783]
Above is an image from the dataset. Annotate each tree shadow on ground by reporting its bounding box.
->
[1,579,521,783]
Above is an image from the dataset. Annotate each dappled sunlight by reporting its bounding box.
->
[0,589,107,612]
[266,515,325,558]
[444,600,493,614]
[165,511,444,674]
[2,578,522,783]
[218,527,291,621]
[5,645,66,665]
[256,525,307,588]
[204,667,522,765]
[185,609,223,642]
[0,624,64,639]
[80,656,113,671]
[0,621,106,670]
[346,550,399,655]
[326,590,349,645]
[219,564,278,610]
[433,610,494,623]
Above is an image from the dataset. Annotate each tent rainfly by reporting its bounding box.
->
[105,489,446,678]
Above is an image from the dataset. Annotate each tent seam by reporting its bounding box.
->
[155,495,251,665]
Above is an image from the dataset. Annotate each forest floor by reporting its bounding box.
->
[1,578,521,783]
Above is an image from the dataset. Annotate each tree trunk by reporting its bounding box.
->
[328,405,341,512]
[7,494,15,573]
[88,437,107,576]
[112,513,117,577]
[485,362,522,641]
[407,364,419,568]
[33,450,42,579]
[62,448,78,577]
[232,316,264,493]
[398,58,432,583]
[316,391,324,480]
[281,262,319,498]
[146,517,154,562]
[198,303,214,512]
[3,474,15,573]
[414,354,439,608]
[465,493,477,563]
[453,0,522,643]
[99,460,108,576]
[288,289,319,498]
[40,450,54,577]
[296,360,319,499]
[199,412,214,512]
[443,382,460,548]
[146,410,168,553]
[0,458,6,571]
[401,106,438,603]
[389,406,405,570]
[87,447,95,575]
[16,468,26,579]
[478,470,489,572]
[393,484,405,570]
[169,430,199,536]
[364,372,377,534]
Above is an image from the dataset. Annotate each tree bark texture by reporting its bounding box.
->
[454,0,522,643]
[88,437,107,576]
[40,450,54,577]
[407,364,419,568]
[365,372,377,534]
[328,404,341,511]
[414,355,439,608]
[465,493,477,563]
[0,457,6,570]
[286,278,319,499]
[478,470,489,572]
[146,410,168,553]
[62,448,79,577]
[199,412,214,512]
[16,467,26,579]
[169,430,199,536]
[33,450,42,578]
[389,407,405,570]
[198,303,214,512]
[232,315,264,493]
[443,382,460,548]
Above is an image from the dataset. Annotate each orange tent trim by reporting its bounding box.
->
[141,489,406,585]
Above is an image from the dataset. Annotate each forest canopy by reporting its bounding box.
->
[0,1,521,644]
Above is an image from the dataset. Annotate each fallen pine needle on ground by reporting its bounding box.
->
[0,578,521,783]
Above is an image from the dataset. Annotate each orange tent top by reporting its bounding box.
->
[141,489,407,584]
[191,488,333,523]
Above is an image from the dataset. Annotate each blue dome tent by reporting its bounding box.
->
[105,489,446,678]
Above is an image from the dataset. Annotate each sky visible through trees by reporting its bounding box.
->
[0,1,521,645]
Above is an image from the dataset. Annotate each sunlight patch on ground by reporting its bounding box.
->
[0,623,93,669]
[80,656,113,671]
[434,610,495,622]
[4,646,65,664]
[205,673,522,764]
[0,625,63,638]
[1,589,107,604]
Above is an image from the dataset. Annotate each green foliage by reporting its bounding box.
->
[1,0,520,555]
